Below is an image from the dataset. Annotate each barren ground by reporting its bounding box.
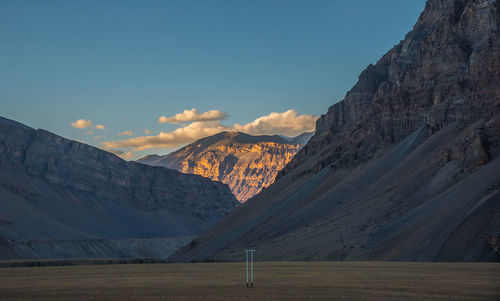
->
[0,261,499,300]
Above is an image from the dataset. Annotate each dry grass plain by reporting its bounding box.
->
[0,261,499,300]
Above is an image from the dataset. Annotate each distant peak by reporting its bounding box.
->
[182,131,292,149]
[290,132,314,145]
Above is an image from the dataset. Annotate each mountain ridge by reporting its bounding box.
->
[0,116,238,259]
[138,131,313,202]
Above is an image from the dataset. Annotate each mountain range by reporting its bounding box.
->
[138,131,313,202]
[170,0,500,262]
[0,116,238,259]
[1,0,498,264]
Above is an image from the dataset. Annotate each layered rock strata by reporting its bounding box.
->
[139,132,313,202]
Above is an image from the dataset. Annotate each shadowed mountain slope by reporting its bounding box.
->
[0,117,238,260]
[138,131,313,202]
[170,0,500,262]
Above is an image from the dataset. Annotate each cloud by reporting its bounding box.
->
[158,108,227,124]
[118,130,133,136]
[232,110,317,137]
[71,119,92,129]
[102,121,226,151]
[96,124,106,130]
[93,136,106,140]
[102,110,317,151]
[86,131,94,135]
[122,151,133,159]
[144,129,151,134]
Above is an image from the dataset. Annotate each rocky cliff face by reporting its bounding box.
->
[171,0,500,262]
[0,116,238,259]
[279,0,499,179]
[139,132,312,202]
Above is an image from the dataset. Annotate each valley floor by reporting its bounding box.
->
[0,261,499,300]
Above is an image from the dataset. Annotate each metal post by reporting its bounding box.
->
[250,250,254,288]
[244,249,256,288]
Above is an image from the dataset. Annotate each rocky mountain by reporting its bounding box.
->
[138,131,313,202]
[0,116,238,260]
[171,0,500,262]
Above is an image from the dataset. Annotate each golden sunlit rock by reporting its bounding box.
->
[138,131,313,202]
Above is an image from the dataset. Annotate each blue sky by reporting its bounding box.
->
[0,0,426,159]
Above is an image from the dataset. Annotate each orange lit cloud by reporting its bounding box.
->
[118,130,133,136]
[232,110,317,137]
[103,121,226,151]
[71,119,92,129]
[158,108,227,124]
[102,109,317,152]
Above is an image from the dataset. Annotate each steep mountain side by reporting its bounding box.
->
[139,132,313,202]
[279,0,499,179]
[171,0,500,262]
[0,116,238,259]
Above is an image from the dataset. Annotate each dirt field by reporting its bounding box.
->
[0,261,499,300]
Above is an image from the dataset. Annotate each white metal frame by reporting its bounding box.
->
[244,249,256,288]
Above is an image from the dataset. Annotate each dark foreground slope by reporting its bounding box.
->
[0,117,238,259]
[170,0,500,262]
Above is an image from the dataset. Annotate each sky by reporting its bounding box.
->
[0,0,426,160]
